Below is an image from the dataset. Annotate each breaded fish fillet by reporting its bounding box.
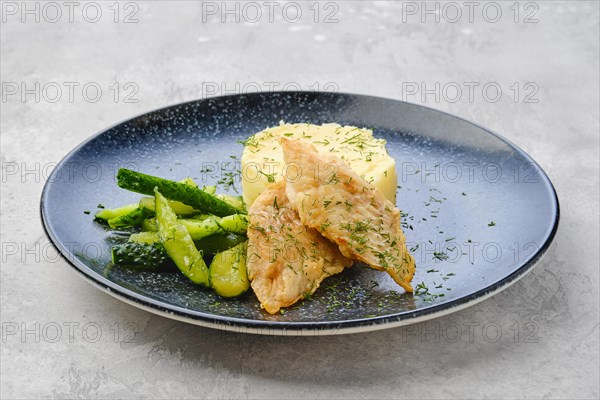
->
[281,138,416,292]
[246,181,352,314]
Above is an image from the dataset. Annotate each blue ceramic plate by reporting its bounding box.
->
[41,92,559,335]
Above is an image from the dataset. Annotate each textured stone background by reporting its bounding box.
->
[1,1,598,399]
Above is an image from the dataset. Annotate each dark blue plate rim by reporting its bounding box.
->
[40,91,560,334]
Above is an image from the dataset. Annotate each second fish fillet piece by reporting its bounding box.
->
[246,180,352,314]
[281,138,416,292]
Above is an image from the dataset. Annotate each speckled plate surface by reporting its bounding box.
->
[41,92,559,335]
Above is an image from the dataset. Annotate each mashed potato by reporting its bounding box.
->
[241,123,397,207]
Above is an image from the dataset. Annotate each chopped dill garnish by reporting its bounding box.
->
[259,170,276,183]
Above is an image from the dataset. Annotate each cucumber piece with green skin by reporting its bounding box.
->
[111,242,176,271]
[178,217,222,240]
[179,214,248,239]
[95,203,138,221]
[216,214,248,234]
[117,169,240,217]
[195,233,247,255]
[111,236,246,272]
[209,241,249,298]
[155,189,210,286]
[139,178,203,216]
[129,230,246,256]
[215,194,246,214]
[139,217,247,241]
[139,197,200,216]
[107,207,151,229]
[141,215,208,232]
[129,231,160,244]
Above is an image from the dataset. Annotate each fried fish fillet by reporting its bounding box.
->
[246,180,352,314]
[281,138,416,292]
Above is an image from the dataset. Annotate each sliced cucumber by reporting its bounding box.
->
[209,242,249,298]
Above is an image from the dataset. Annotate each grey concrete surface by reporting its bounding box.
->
[1,1,598,399]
